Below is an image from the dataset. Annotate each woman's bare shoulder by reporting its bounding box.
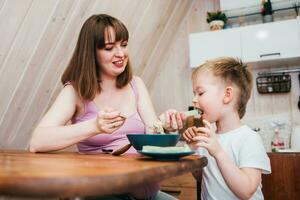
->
[133,75,145,86]
[61,84,77,96]
[58,84,81,105]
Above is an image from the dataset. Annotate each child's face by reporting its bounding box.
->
[192,70,225,123]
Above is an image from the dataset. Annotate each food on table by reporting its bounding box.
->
[142,145,191,153]
[152,120,165,134]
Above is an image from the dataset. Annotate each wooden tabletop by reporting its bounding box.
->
[0,150,207,198]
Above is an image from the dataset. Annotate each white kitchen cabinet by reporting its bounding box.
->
[241,19,300,62]
[220,0,259,11]
[189,18,300,68]
[189,28,241,68]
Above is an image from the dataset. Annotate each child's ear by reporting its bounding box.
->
[223,86,233,104]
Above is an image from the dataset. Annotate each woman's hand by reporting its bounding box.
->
[96,108,125,134]
[159,109,186,132]
[192,119,223,158]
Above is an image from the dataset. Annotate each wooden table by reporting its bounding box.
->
[0,150,207,198]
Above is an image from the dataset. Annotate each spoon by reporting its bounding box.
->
[102,149,113,154]
[112,144,132,156]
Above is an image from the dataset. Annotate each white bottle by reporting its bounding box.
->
[291,125,300,151]
[271,128,284,152]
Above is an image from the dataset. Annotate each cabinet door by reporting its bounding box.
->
[262,153,300,200]
[241,19,300,62]
[189,28,241,68]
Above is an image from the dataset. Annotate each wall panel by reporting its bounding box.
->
[141,0,193,87]
[0,0,6,11]
[130,0,176,74]
[13,0,98,149]
[1,0,76,148]
[0,0,204,150]
[0,0,59,147]
[0,0,33,72]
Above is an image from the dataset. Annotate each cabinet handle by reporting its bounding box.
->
[260,52,281,58]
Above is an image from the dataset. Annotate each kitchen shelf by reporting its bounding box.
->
[256,73,291,93]
[227,6,298,19]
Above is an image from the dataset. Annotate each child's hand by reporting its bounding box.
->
[182,126,205,151]
[192,119,223,158]
[95,108,125,134]
[159,109,186,132]
[182,126,198,143]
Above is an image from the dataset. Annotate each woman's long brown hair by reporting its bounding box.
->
[61,14,132,101]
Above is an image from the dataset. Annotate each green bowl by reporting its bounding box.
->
[127,134,180,151]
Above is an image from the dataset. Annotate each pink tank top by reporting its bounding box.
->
[72,79,145,154]
[71,79,159,198]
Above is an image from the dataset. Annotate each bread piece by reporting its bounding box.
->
[142,145,191,153]
[148,121,165,134]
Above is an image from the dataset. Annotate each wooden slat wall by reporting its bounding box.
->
[151,0,220,113]
[0,0,6,10]
[0,0,208,150]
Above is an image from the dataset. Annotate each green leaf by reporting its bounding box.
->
[206,11,228,24]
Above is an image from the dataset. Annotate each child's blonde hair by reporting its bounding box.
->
[192,57,253,119]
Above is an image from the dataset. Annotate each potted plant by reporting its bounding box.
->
[206,11,228,31]
[261,0,273,23]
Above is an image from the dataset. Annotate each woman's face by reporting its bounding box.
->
[96,27,128,78]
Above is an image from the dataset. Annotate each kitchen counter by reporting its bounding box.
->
[262,152,300,200]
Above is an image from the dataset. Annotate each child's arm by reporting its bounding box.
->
[182,126,199,142]
[214,151,262,199]
[183,127,203,182]
[193,120,261,199]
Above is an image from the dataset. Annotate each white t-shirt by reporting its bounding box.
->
[196,125,271,200]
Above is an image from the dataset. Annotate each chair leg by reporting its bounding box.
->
[197,180,201,200]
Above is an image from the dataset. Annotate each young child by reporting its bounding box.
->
[183,57,271,200]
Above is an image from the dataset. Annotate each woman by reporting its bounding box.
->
[30,14,184,200]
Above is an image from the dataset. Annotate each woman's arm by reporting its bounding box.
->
[134,76,158,132]
[134,76,185,133]
[29,85,99,152]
